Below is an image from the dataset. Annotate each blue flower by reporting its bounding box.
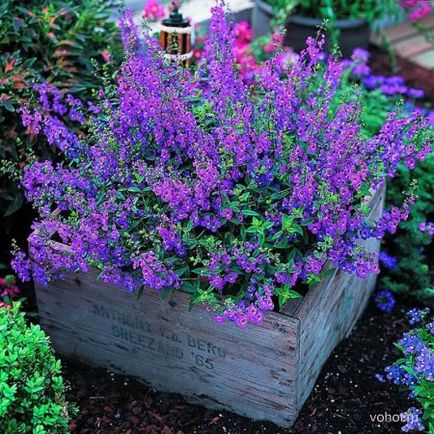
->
[379,251,398,270]
[407,308,429,325]
[374,290,396,313]
[374,373,386,383]
[401,408,424,432]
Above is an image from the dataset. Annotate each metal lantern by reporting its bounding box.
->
[159,7,192,66]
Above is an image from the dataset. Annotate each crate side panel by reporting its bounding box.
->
[35,270,300,427]
[294,187,385,409]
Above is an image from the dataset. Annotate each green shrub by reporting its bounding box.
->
[0,303,75,433]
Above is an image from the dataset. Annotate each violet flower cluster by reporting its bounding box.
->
[385,308,434,432]
[345,48,427,101]
[12,6,433,327]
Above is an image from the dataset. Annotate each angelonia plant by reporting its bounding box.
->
[12,6,433,327]
[385,308,434,433]
[0,303,75,433]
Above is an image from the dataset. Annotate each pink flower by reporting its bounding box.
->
[400,0,418,7]
[234,21,253,47]
[262,33,284,54]
[409,3,432,20]
[400,0,432,20]
[275,48,299,71]
[101,49,112,63]
[0,277,20,299]
[168,0,181,12]
[193,48,203,61]
[143,0,166,21]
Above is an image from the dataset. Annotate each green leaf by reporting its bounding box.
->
[4,195,23,217]
[136,286,144,300]
[175,265,189,277]
[275,286,301,308]
[242,209,261,217]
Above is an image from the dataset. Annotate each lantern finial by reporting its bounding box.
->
[160,4,193,65]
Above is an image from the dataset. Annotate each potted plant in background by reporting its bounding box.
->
[11,5,432,428]
[252,0,400,56]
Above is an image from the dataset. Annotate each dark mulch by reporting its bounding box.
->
[65,294,414,434]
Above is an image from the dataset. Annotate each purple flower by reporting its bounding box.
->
[426,321,434,335]
[374,290,396,313]
[379,251,398,270]
[414,346,434,380]
[407,88,424,99]
[363,75,383,90]
[386,310,433,431]
[400,408,424,432]
[351,48,370,63]
[11,251,32,282]
[374,373,386,383]
[398,332,425,354]
[419,221,434,236]
[407,308,428,325]
[11,6,433,328]
[385,365,404,384]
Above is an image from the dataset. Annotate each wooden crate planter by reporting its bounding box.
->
[34,188,385,427]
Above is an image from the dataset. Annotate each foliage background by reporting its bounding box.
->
[0,0,121,263]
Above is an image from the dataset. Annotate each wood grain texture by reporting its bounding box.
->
[36,270,300,426]
[293,186,385,409]
[371,13,434,45]
[394,34,433,59]
[34,187,384,427]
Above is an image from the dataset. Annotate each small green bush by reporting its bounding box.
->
[0,303,75,433]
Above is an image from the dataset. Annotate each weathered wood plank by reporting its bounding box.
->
[394,33,433,58]
[36,268,300,427]
[371,13,434,45]
[371,13,434,70]
[293,187,384,408]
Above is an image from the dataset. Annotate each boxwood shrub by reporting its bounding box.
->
[0,303,75,433]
